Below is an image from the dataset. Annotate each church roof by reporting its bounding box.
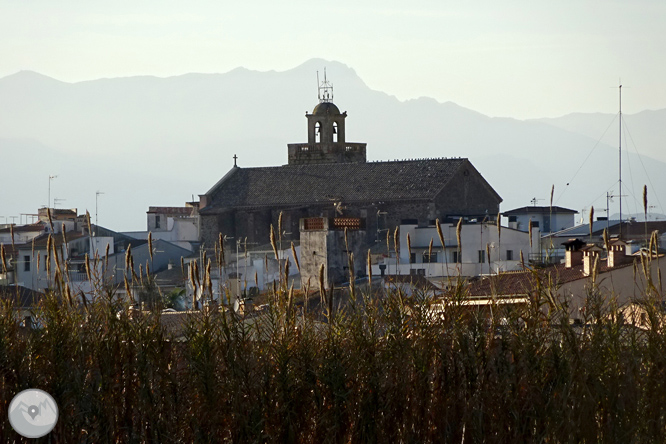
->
[202,158,495,210]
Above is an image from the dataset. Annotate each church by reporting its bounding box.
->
[198,80,502,249]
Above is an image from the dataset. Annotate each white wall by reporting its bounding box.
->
[371,223,539,278]
[512,212,575,233]
[126,217,199,251]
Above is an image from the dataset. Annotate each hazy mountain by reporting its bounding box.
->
[533,109,666,165]
[1,59,665,231]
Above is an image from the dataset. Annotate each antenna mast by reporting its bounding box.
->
[96,191,104,237]
[317,68,333,103]
[618,83,622,238]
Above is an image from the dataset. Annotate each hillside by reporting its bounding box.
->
[1,59,664,230]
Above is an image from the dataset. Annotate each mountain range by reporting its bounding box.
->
[1,59,664,231]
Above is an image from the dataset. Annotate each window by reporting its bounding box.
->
[315,122,321,143]
[44,254,48,271]
[410,269,426,276]
[333,122,338,142]
[506,250,514,261]
[23,255,30,272]
[452,251,461,263]
[422,252,437,263]
[155,216,161,229]
[478,250,485,263]
[410,253,416,264]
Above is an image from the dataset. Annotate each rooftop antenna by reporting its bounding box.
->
[317,68,333,103]
[530,197,544,206]
[618,82,623,238]
[53,198,66,209]
[606,191,627,232]
[96,191,104,236]
[48,175,58,209]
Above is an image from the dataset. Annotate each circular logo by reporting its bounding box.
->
[8,389,58,438]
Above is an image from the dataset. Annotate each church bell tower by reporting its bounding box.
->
[287,70,366,165]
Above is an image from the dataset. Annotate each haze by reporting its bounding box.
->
[3,1,666,119]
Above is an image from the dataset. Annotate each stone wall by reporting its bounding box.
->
[300,218,368,289]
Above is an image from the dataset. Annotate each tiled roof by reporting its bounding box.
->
[147,207,194,215]
[0,243,20,258]
[160,311,197,338]
[0,223,46,234]
[386,274,438,291]
[203,158,476,210]
[549,221,622,237]
[0,285,47,308]
[153,266,187,287]
[467,260,634,297]
[549,220,666,238]
[17,231,88,249]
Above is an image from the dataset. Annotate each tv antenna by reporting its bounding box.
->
[530,197,544,206]
[317,68,333,103]
[48,175,58,209]
[96,191,104,236]
[606,191,626,231]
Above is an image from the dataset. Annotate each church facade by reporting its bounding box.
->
[198,91,502,250]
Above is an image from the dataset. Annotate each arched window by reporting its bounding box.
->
[315,122,321,143]
[333,122,338,143]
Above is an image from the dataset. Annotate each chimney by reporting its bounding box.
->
[582,245,602,276]
[507,215,518,230]
[563,239,586,268]
[607,239,627,268]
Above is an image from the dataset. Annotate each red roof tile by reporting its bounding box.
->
[467,260,634,297]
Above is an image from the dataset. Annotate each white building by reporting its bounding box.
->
[187,241,301,307]
[503,205,577,234]
[369,221,540,283]
[123,204,200,252]
[0,223,47,245]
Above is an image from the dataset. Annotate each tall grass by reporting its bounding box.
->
[1,242,666,442]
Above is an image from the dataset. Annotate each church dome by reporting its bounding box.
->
[312,102,340,116]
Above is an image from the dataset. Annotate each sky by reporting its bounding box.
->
[2,1,666,119]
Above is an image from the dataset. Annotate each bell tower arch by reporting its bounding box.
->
[287,70,366,165]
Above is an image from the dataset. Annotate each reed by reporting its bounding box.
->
[2,222,666,443]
